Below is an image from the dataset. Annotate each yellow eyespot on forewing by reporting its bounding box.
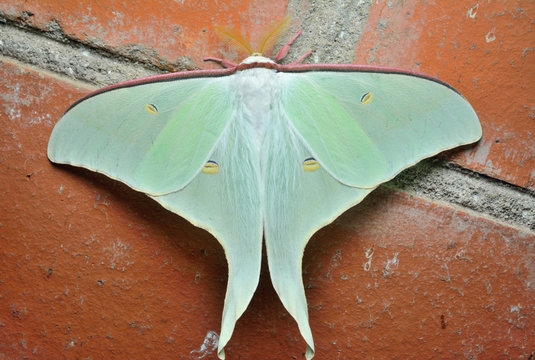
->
[302,157,320,172]
[145,103,158,114]
[360,92,373,105]
[202,160,219,174]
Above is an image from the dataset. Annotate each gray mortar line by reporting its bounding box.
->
[385,159,534,232]
[0,54,98,90]
[279,0,372,64]
[0,20,161,86]
[283,0,373,64]
[0,19,533,233]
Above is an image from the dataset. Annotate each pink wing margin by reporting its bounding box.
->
[63,57,463,118]
[276,62,462,95]
[62,67,237,114]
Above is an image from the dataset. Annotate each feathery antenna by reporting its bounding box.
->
[214,25,254,55]
[257,17,291,55]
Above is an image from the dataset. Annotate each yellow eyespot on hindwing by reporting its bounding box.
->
[202,160,219,174]
[302,157,320,172]
[145,103,158,114]
[360,92,373,105]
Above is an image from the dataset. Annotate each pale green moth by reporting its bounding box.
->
[47,19,482,359]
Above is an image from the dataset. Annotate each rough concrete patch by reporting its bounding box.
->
[0,8,198,73]
[44,19,68,42]
[123,43,198,72]
[387,159,535,232]
[283,0,372,64]
[0,20,160,86]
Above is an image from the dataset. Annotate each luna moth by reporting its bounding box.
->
[47,18,482,359]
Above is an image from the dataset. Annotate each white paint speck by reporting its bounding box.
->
[510,304,521,313]
[385,253,399,272]
[382,252,400,277]
[486,29,496,43]
[326,250,342,279]
[29,111,51,126]
[467,4,478,18]
[363,247,374,271]
[190,331,219,359]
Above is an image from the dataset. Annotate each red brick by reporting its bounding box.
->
[0,0,288,68]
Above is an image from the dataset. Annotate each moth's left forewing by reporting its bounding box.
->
[278,66,482,189]
[48,71,235,196]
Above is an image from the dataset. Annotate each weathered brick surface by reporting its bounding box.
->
[0,0,288,69]
[356,1,534,189]
[1,1,533,359]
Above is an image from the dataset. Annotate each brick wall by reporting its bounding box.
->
[1,1,533,359]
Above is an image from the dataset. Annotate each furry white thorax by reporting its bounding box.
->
[240,55,275,64]
[231,66,280,155]
[214,60,304,229]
